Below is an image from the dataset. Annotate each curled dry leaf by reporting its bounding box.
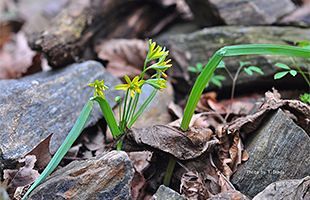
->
[225,89,310,135]
[180,171,209,200]
[95,39,147,78]
[127,125,219,160]
[3,155,39,188]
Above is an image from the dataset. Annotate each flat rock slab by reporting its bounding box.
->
[231,109,310,197]
[253,176,310,200]
[153,185,185,200]
[186,0,295,26]
[28,151,134,200]
[0,61,121,161]
[161,26,310,94]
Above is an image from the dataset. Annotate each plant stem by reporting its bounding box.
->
[290,58,310,87]
[128,89,157,128]
[128,93,140,122]
[120,90,129,130]
[163,157,176,186]
[124,96,133,125]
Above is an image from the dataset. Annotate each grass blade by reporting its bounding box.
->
[181,44,310,131]
[22,100,94,199]
[93,97,122,138]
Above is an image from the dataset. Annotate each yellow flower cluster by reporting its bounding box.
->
[88,80,108,99]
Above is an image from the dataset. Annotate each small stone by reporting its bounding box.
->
[231,109,310,197]
[153,185,185,200]
[28,151,134,200]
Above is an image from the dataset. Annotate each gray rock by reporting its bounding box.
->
[186,0,295,26]
[280,4,310,27]
[28,151,134,200]
[161,26,310,95]
[208,190,250,200]
[0,187,10,200]
[153,185,185,200]
[231,109,310,197]
[253,176,310,200]
[0,61,121,162]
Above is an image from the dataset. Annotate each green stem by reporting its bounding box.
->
[181,44,310,131]
[128,93,140,122]
[121,90,129,130]
[163,157,176,186]
[128,89,157,128]
[124,96,133,126]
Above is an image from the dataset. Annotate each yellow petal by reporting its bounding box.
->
[124,75,131,84]
[115,84,129,91]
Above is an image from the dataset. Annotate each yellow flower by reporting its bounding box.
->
[147,39,169,61]
[115,75,144,97]
[88,80,108,99]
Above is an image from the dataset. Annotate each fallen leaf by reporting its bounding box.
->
[27,134,52,171]
[180,171,209,199]
[131,171,147,200]
[126,125,219,160]
[3,155,40,188]
[0,32,42,79]
[95,39,147,78]
[128,151,153,173]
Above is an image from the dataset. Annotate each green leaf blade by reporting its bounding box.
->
[94,97,122,138]
[289,70,297,76]
[274,71,289,79]
[22,100,94,200]
[275,62,290,70]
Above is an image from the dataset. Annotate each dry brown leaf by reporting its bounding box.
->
[225,89,310,135]
[3,155,39,188]
[180,171,209,200]
[131,171,147,200]
[27,134,52,171]
[95,39,147,78]
[168,101,183,119]
[127,125,219,160]
[0,32,42,79]
[128,151,153,173]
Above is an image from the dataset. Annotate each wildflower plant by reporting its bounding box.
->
[23,40,171,199]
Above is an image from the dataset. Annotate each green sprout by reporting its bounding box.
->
[22,39,171,199]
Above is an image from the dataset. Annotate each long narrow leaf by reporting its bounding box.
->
[22,100,94,199]
[93,97,122,138]
[181,44,310,131]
